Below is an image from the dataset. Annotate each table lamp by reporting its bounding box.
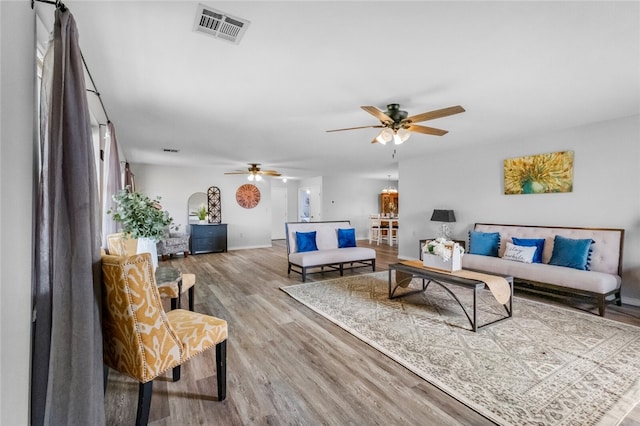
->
[430,209,456,239]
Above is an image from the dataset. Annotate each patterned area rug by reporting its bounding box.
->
[281,272,640,425]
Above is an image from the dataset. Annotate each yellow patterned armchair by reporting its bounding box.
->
[106,232,197,311]
[101,253,227,425]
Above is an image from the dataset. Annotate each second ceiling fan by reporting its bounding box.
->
[326,103,465,144]
[224,163,281,181]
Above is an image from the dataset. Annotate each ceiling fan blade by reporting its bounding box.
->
[326,125,384,132]
[405,105,465,124]
[259,170,282,176]
[408,124,449,136]
[361,106,393,123]
[224,171,250,175]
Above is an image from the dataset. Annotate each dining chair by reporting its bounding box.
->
[368,214,382,245]
[379,217,398,247]
[101,253,228,426]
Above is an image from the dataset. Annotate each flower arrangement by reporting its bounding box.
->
[107,188,174,240]
[423,237,465,262]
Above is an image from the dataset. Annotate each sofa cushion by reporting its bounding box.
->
[337,228,357,248]
[502,242,537,263]
[462,254,620,294]
[296,231,318,253]
[512,237,545,263]
[289,247,376,267]
[469,231,500,257]
[549,235,594,271]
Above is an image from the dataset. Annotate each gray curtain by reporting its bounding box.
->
[101,121,122,247]
[32,8,105,426]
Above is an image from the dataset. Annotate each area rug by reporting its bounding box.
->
[281,272,640,426]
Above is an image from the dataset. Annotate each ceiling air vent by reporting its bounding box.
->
[194,4,250,44]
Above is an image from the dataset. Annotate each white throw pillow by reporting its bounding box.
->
[502,242,537,264]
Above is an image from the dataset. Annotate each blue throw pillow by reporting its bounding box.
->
[468,231,500,257]
[512,237,545,264]
[337,228,356,248]
[296,231,318,253]
[548,235,594,270]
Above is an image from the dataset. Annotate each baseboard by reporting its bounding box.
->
[622,296,640,307]
[397,254,415,261]
[227,244,273,251]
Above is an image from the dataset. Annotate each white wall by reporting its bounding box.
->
[0,2,34,424]
[133,164,394,246]
[322,176,390,239]
[399,115,640,303]
[133,164,274,249]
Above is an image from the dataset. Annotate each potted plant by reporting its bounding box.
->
[107,188,174,270]
[196,205,208,223]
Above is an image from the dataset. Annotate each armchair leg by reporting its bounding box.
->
[103,366,109,394]
[136,381,153,426]
[172,365,181,382]
[216,340,227,401]
[188,286,195,311]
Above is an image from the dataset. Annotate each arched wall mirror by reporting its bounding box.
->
[188,192,207,224]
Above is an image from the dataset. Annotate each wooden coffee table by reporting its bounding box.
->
[388,262,513,332]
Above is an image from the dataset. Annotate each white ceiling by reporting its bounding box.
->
[40,1,640,180]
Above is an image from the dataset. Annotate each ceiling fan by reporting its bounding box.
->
[224,163,281,181]
[326,103,465,144]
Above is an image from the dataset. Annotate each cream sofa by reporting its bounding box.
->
[285,221,376,282]
[461,223,624,316]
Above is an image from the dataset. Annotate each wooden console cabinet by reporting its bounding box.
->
[380,193,399,215]
[190,223,228,254]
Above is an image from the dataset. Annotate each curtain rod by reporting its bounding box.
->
[32,0,66,12]
[82,52,111,123]
[32,0,111,124]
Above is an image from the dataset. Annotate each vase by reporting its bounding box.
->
[137,237,158,271]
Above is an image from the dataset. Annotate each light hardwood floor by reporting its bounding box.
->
[105,240,640,425]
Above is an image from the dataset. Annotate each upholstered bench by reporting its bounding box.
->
[285,221,376,282]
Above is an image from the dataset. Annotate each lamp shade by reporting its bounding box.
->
[376,128,394,145]
[430,209,456,223]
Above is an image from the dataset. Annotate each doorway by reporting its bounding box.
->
[298,188,310,222]
[271,187,287,239]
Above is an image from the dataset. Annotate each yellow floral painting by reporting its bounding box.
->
[504,151,574,195]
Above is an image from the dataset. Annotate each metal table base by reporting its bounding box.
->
[388,263,513,332]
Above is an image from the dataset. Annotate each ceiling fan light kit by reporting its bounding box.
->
[328,103,465,145]
[374,127,411,145]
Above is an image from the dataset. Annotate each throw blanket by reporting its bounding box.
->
[399,260,511,305]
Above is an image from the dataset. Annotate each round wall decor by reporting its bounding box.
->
[236,184,261,209]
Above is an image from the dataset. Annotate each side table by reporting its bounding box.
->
[155,266,185,310]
